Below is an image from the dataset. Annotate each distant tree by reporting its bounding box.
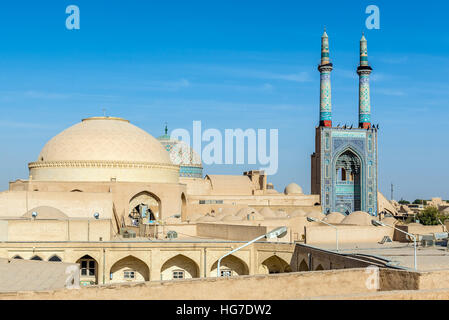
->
[417,206,445,226]
[413,199,427,205]
[398,199,410,205]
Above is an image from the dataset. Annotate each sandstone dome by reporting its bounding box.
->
[275,210,289,219]
[29,117,179,183]
[196,215,217,222]
[259,207,277,219]
[221,214,244,222]
[284,183,303,195]
[382,217,398,226]
[235,208,264,221]
[324,212,345,224]
[341,211,374,226]
[22,206,68,220]
[306,211,326,220]
[289,209,308,218]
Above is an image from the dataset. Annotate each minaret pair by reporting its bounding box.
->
[318,31,373,129]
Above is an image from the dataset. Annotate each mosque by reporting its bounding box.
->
[0,32,395,286]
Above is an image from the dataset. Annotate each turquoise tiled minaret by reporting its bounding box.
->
[357,34,373,129]
[318,29,333,127]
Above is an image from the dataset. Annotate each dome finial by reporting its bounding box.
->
[164,122,168,135]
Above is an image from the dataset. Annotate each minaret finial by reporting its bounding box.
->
[164,122,168,135]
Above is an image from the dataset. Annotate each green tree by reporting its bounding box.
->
[413,199,427,205]
[417,207,445,226]
[398,198,410,205]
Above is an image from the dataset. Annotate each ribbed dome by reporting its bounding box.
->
[38,117,171,164]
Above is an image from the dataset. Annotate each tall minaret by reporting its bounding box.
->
[318,29,333,127]
[357,34,373,129]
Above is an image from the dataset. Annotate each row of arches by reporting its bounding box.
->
[296,259,325,272]
[13,255,62,262]
[15,253,291,285]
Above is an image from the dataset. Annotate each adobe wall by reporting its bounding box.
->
[0,219,112,242]
[0,267,428,300]
[196,223,267,241]
[394,224,446,242]
[304,225,392,244]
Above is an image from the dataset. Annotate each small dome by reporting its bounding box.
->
[275,210,289,219]
[259,207,277,218]
[220,207,237,216]
[221,214,244,222]
[324,212,345,224]
[235,208,259,217]
[22,206,68,220]
[341,211,374,226]
[284,183,303,195]
[306,211,326,220]
[289,209,308,218]
[382,217,398,226]
[196,215,217,222]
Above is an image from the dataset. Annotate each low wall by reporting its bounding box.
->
[304,225,392,245]
[0,268,415,300]
[0,258,78,293]
[196,223,267,241]
[291,244,398,271]
[0,219,112,242]
[394,224,445,242]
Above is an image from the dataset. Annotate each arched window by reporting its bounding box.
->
[49,255,62,262]
[12,255,23,260]
[30,256,43,261]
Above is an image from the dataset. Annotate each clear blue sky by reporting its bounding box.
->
[0,0,447,201]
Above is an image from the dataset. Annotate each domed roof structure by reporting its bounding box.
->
[289,209,308,217]
[324,212,345,224]
[341,211,374,226]
[235,208,263,220]
[284,183,303,195]
[259,207,277,219]
[22,206,68,220]
[382,217,398,226]
[196,215,217,222]
[29,117,179,183]
[306,211,326,220]
[157,124,203,178]
[221,214,244,222]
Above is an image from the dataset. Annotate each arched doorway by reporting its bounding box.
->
[335,149,362,214]
[109,255,150,284]
[160,254,199,280]
[210,255,249,277]
[315,264,324,271]
[76,255,98,286]
[129,191,161,226]
[298,259,308,272]
[260,256,292,274]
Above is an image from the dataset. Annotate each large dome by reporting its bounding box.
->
[29,117,179,183]
[38,117,170,163]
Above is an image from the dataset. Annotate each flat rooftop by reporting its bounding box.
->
[312,241,449,272]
